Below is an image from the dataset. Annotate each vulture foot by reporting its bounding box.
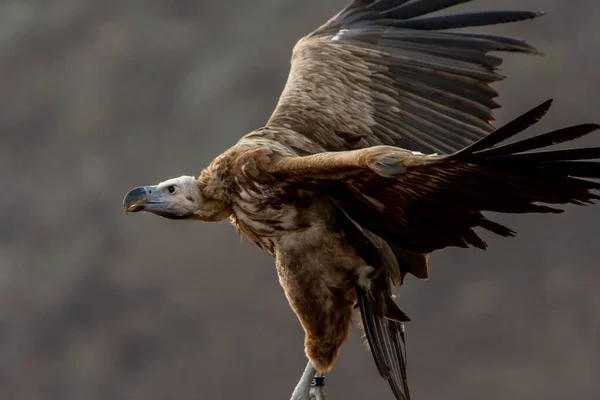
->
[290,361,327,400]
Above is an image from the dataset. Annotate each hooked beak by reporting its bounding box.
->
[123,185,160,214]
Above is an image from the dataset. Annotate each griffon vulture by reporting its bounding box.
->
[123,1,599,399]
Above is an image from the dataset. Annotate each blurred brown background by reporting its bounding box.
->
[1,1,598,399]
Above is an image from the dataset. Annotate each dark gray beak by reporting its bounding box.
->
[123,185,159,214]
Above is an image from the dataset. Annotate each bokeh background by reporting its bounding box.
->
[1,0,599,399]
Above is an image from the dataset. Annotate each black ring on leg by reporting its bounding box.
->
[311,376,325,387]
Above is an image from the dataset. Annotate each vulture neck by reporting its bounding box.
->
[193,172,232,222]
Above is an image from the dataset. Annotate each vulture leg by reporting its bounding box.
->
[310,371,327,400]
[290,361,327,400]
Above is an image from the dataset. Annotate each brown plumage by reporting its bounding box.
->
[123,2,599,400]
[269,0,543,155]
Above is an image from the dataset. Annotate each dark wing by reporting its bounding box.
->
[357,285,410,400]
[267,99,600,254]
[266,0,543,154]
[339,208,412,400]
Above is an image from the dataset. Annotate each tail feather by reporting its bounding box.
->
[357,286,410,400]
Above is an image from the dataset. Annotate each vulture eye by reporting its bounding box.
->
[167,185,176,194]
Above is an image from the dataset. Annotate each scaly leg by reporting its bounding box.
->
[290,361,327,400]
[310,371,327,400]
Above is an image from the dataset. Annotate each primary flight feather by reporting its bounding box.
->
[123,1,599,399]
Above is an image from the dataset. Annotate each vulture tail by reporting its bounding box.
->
[357,285,411,400]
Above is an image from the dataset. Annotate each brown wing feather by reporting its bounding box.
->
[266,0,543,154]
[267,101,600,254]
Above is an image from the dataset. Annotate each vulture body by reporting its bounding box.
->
[123,1,599,399]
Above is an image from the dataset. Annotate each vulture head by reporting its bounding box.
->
[123,175,231,221]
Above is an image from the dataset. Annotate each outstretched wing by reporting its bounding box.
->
[267,100,600,254]
[266,0,544,155]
